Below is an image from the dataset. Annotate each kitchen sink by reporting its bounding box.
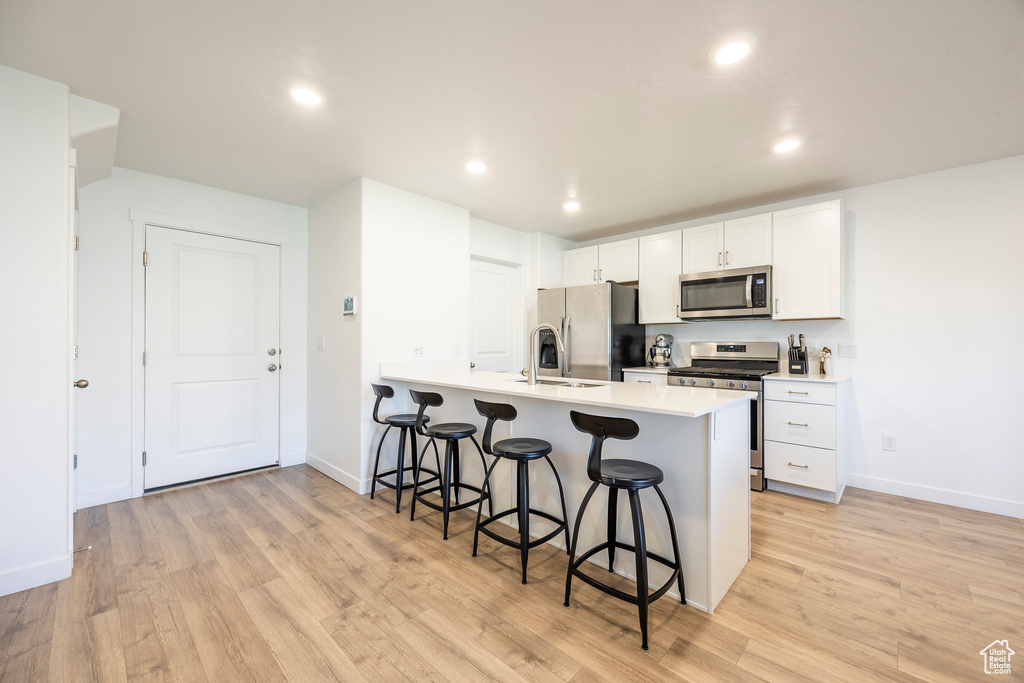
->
[510,378,604,388]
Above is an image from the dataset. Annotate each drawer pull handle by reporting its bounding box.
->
[787,391,809,395]
[638,380,651,383]
[786,422,809,427]
[787,462,809,469]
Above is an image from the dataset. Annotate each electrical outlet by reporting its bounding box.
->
[413,345,424,357]
[840,344,859,358]
[882,434,897,452]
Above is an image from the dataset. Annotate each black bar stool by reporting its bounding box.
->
[369,383,439,513]
[409,390,491,540]
[563,410,685,652]
[471,399,570,584]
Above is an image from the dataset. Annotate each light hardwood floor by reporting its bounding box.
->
[2,465,1022,682]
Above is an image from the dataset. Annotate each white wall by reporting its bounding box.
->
[586,155,1024,517]
[306,179,473,493]
[306,179,363,490]
[76,167,308,507]
[0,65,72,595]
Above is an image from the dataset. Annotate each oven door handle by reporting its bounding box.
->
[745,274,753,308]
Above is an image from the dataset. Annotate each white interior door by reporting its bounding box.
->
[469,258,519,373]
[144,227,281,489]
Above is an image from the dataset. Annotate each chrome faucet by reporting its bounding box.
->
[527,324,565,385]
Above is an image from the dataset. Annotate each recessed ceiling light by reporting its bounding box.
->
[711,33,758,65]
[773,138,801,153]
[563,200,581,213]
[715,42,751,64]
[290,88,321,106]
[466,160,487,174]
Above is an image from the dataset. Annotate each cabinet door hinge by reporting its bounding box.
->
[142,451,147,466]
[73,454,78,469]
[73,345,79,360]
[143,351,147,366]
[74,235,79,251]
[143,251,148,266]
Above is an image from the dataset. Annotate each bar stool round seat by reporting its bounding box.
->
[493,437,552,459]
[425,422,478,440]
[472,400,570,585]
[564,410,685,652]
[598,459,664,488]
[384,413,423,428]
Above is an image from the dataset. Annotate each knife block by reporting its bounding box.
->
[788,350,809,375]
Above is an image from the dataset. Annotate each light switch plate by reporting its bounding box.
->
[839,344,859,358]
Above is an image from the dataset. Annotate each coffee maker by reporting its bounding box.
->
[648,334,674,368]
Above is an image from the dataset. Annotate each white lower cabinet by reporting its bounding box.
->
[763,378,847,503]
[623,370,668,386]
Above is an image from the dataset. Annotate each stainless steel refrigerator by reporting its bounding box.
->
[536,283,645,381]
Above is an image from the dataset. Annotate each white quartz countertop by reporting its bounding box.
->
[765,369,851,384]
[379,368,754,418]
[622,366,673,375]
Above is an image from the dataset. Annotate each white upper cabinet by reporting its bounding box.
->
[681,222,724,274]
[563,239,638,286]
[638,230,682,324]
[597,238,639,282]
[771,200,843,320]
[683,216,772,274]
[563,245,599,287]
[723,213,772,269]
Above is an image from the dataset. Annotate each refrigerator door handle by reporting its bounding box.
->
[563,315,571,377]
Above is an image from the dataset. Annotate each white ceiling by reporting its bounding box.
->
[2,0,1022,240]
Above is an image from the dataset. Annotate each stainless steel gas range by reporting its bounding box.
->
[667,342,779,491]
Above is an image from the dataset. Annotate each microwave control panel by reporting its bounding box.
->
[752,277,768,307]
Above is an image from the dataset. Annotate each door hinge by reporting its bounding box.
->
[142,351,147,366]
[142,451,147,466]
[74,235,79,251]
[73,345,79,360]
[73,454,78,469]
[143,251,148,266]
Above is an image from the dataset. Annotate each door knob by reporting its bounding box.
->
[267,364,278,372]
[73,379,89,389]
[268,348,277,356]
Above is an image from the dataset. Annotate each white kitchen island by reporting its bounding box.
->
[379,363,754,613]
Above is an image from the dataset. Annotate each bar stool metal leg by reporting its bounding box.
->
[655,484,686,604]
[393,427,408,513]
[369,424,392,500]
[607,488,618,572]
[472,456,503,557]
[441,440,454,540]
[544,454,572,553]
[627,489,651,651]
[564,481,600,607]
[517,460,530,584]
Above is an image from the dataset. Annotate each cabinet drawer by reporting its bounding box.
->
[765,441,836,492]
[764,380,836,405]
[623,371,667,386]
[764,401,836,449]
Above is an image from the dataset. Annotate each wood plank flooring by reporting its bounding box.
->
[2,465,1022,682]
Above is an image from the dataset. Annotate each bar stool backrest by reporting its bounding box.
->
[370,383,395,425]
[409,389,443,436]
[473,399,518,455]
[569,410,640,483]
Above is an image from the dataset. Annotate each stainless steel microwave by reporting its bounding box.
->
[678,265,772,320]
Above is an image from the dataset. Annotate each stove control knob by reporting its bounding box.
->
[707,379,715,387]
[689,378,697,386]
[741,381,749,390]
[728,381,736,388]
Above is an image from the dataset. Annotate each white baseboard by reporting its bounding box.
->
[767,480,843,504]
[77,484,133,510]
[846,473,1024,519]
[0,554,72,597]
[306,452,369,494]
